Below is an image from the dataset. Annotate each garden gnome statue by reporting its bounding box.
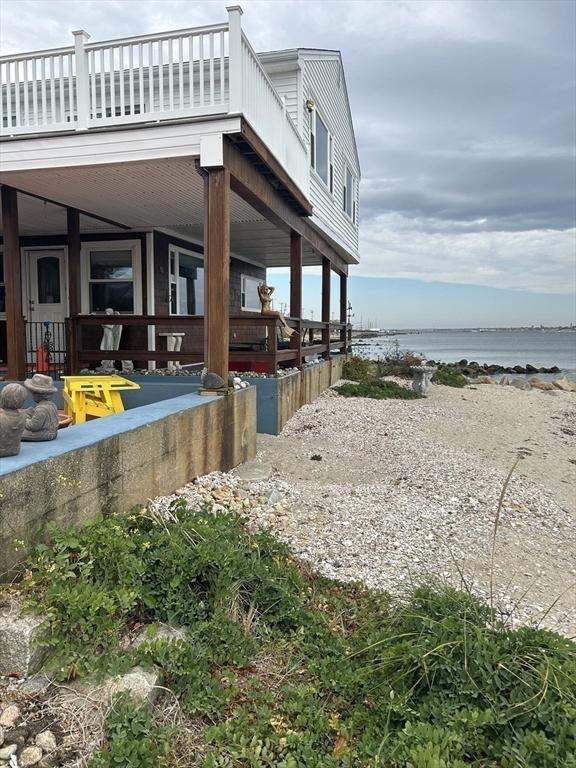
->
[410,364,437,397]
[21,374,59,442]
[0,383,27,457]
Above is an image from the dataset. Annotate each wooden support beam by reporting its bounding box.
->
[321,257,331,360]
[67,208,81,317]
[0,186,26,380]
[222,140,349,276]
[203,166,230,380]
[339,272,348,355]
[289,231,303,367]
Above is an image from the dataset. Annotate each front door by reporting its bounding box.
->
[25,249,68,370]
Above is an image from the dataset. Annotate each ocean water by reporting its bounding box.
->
[353,329,576,380]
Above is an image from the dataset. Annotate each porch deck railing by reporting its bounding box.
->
[25,320,66,380]
[0,8,310,196]
[65,314,349,376]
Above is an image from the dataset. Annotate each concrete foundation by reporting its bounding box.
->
[0,388,256,579]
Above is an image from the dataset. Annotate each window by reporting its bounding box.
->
[81,241,141,314]
[310,108,332,189]
[37,256,61,304]
[241,275,262,312]
[169,247,204,315]
[343,164,356,220]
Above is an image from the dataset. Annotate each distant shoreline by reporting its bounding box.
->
[352,326,575,337]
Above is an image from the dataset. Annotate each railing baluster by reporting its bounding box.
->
[109,47,116,117]
[67,52,74,123]
[128,45,134,115]
[189,35,194,108]
[49,57,55,124]
[100,49,106,118]
[89,50,96,118]
[119,45,125,116]
[209,32,214,105]
[199,34,204,106]
[148,40,153,112]
[167,38,174,111]
[40,58,47,123]
[58,55,64,123]
[220,30,225,104]
[138,42,144,113]
[31,59,38,125]
[158,40,164,110]
[0,63,4,130]
[178,37,184,109]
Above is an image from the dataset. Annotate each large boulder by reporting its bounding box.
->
[525,364,538,373]
[553,376,576,392]
[512,365,526,374]
[530,377,555,391]
[511,378,532,391]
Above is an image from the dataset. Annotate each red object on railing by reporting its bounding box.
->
[36,344,49,373]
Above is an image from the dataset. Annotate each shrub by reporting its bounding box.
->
[335,379,421,400]
[432,367,468,388]
[87,693,172,768]
[342,355,373,382]
[374,339,424,378]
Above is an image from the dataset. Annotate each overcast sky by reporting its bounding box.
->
[1,0,575,326]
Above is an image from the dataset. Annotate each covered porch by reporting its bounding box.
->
[0,136,352,381]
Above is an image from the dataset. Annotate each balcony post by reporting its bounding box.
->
[67,208,82,317]
[0,186,26,380]
[339,272,348,355]
[227,6,243,114]
[321,257,331,360]
[290,231,303,366]
[203,166,230,380]
[72,30,91,130]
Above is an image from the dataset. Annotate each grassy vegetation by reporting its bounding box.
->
[21,503,576,767]
[432,367,469,388]
[335,380,422,400]
[342,356,375,382]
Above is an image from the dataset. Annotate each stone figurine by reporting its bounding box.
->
[257,283,297,339]
[410,365,437,397]
[21,374,59,442]
[0,383,28,457]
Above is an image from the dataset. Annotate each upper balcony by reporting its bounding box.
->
[0,6,310,198]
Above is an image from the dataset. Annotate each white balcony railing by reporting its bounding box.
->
[0,6,309,197]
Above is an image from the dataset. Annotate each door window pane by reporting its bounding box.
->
[90,282,134,312]
[178,253,204,315]
[90,250,133,280]
[37,256,61,304]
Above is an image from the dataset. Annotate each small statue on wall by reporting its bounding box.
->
[257,283,297,339]
[21,374,59,442]
[0,383,28,457]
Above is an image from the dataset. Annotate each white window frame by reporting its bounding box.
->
[80,240,142,314]
[241,274,262,312]
[168,245,204,316]
[343,162,357,223]
[310,105,333,192]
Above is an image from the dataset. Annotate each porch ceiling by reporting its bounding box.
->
[0,158,322,266]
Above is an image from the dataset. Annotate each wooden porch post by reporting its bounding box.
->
[339,272,348,355]
[290,231,303,366]
[203,167,230,380]
[67,207,81,317]
[1,186,26,380]
[321,257,331,360]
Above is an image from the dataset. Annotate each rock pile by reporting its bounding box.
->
[474,375,576,392]
[0,702,60,767]
[427,359,563,377]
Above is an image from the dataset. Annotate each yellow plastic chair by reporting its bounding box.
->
[62,375,141,424]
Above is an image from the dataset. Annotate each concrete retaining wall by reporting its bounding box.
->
[0,388,256,579]
[246,357,344,435]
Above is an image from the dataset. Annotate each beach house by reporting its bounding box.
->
[0,6,360,381]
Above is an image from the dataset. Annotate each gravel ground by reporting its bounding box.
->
[157,381,576,636]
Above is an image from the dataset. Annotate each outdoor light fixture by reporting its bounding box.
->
[305,98,315,111]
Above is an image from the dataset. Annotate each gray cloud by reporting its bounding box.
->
[1,0,574,294]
